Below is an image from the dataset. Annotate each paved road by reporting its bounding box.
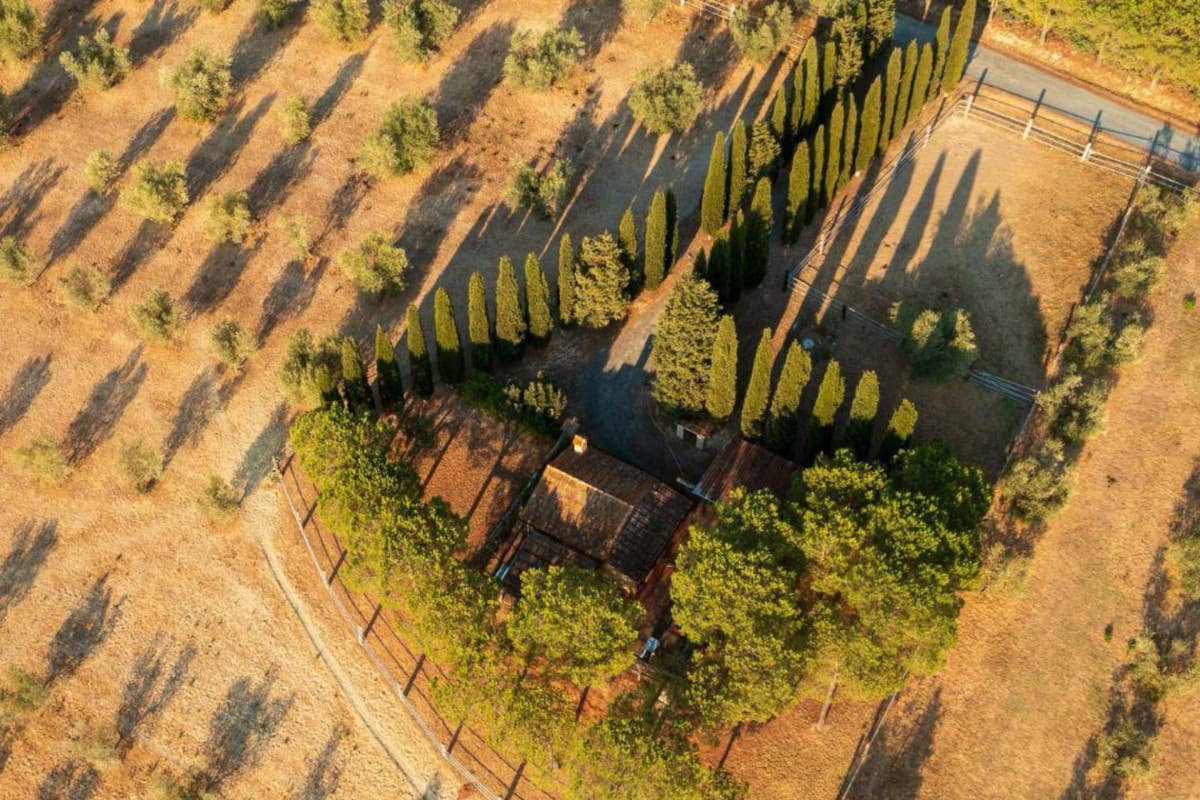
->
[894,14,1200,170]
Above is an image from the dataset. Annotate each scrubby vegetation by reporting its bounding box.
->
[278,329,344,409]
[628,62,703,134]
[120,160,188,223]
[256,0,302,29]
[892,302,978,379]
[130,288,187,342]
[0,0,41,62]
[208,318,254,368]
[58,264,110,310]
[60,29,131,90]
[338,231,410,298]
[506,158,574,218]
[359,97,439,178]
[203,191,253,244]
[84,149,119,194]
[0,235,31,284]
[383,0,459,62]
[10,433,69,484]
[281,95,311,145]
[119,439,161,492]
[503,27,584,91]
[312,0,370,44]
[166,48,232,122]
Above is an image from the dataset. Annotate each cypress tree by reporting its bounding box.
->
[706,235,730,301]
[341,336,370,411]
[745,177,772,287]
[893,40,918,140]
[557,233,575,326]
[881,48,901,151]
[434,287,464,384]
[406,303,433,397]
[770,87,789,148]
[740,328,774,439]
[823,99,844,208]
[700,131,727,235]
[665,187,679,267]
[764,340,811,454]
[795,39,819,136]
[820,40,837,109]
[524,252,552,345]
[839,93,857,192]
[727,118,748,215]
[808,358,845,459]
[618,206,639,285]
[932,6,951,93]
[786,139,810,244]
[942,0,974,95]
[705,315,737,421]
[495,255,525,359]
[644,188,668,290]
[729,210,745,303]
[374,324,404,408]
[879,397,918,462]
[810,125,825,219]
[908,43,934,127]
[855,77,882,174]
[467,271,492,371]
[693,248,707,280]
[845,370,879,458]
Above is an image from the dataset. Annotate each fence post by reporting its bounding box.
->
[1023,88,1045,140]
[1081,110,1102,163]
[964,68,987,118]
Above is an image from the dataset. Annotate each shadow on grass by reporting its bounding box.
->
[195,669,293,793]
[0,354,51,437]
[0,520,58,627]
[36,759,98,800]
[46,573,123,685]
[116,637,195,754]
[62,346,146,464]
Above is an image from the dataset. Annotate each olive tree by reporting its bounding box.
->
[165,48,232,122]
[359,97,439,179]
[627,62,703,134]
[339,231,410,298]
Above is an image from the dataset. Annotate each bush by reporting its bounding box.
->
[624,0,669,25]
[1003,439,1070,521]
[10,433,69,484]
[0,90,12,149]
[506,158,573,218]
[0,235,31,284]
[281,95,310,145]
[461,372,566,434]
[503,27,584,91]
[130,288,187,342]
[121,160,188,223]
[628,62,702,134]
[359,97,439,178]
[60,29,130,90]
[892,302,977,379]
[1040,371,1106,445]
[165,48,232,123]
[277,213,312,261]
[199,474,240,514]
[730,1,793,63]
[84,149,119,194]
[0,0,41,62]
[312,0,369,44]
[383,0,459,61]
[256,0,302,29]
[1109,240,1167,300]
[119,439,161,492]
[203,191,253,243]
[208,318,254,367]
[339,231,410,298]
[0,666,47,719]
[278,329,343,409]
[58,264,110,310]
[199,0,230,12]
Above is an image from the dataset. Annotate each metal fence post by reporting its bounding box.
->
[1081,110,1102,162]
[1023,88,1045,140]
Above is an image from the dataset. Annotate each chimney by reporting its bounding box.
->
[572,434,588,454]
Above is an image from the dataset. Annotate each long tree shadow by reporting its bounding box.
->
[183,233,266,314]
[233,402,288,499]
[46,573,123,685]
[37,759,98,800]
[0,354,51,437]
[293,725,347,800]
[108,218,172,290]
[562,0,623,60]
[9,0,106,135]
[394,154,485,275]
[229,8,302,85]
[317,171,371,245]
[432,21,513,146]
[161,366,221,468]
[196,670,293,793]
[257,258,328,341]
[116,637,195,754]
[62,346,146,464]
[845,688,942,800]
[0,158,64,240]
[674,5,739,91]
[0,520,58,626]
[129,0,198,67]
[185,94,276,201]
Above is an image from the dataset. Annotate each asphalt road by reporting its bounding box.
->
[894,14,1200,170]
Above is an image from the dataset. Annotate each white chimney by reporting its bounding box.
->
[572,435,588,454]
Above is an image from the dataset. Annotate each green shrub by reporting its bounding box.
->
[281,95,311,144]
[0,90,12,148]
[628,62,702,134]
[203,191,253,243]
[359,97,439,178]
[1040,371,1106,444]
[1184,293,1197,312]
[0,235,31,284]
[339,231,410,297]
[503,27,584,90]
[278,329,343,409]
[1109,240,1167,300]
[119,439,161,492]
[1003,439,1070,521]
[623,0,669,25]
[58,264,110,310]
[505,158,573,218]
[130,288,187,342]
[10,433,69,485]
[0,0,41,62]
[60,29,130,90]
[199,474,241,515]
[383,0,459,61]
[121,160,188,223]
[256,0,302,29]
[166,48,232,123]
[462,372,566,434]
[84,149,119,193]
[312,0,369,43]
[198,0,230,13]
[0,666,46,719]
[893,302,977,379]
[730,1,793,63]
[277,213,312,261]
[208,318,254,367]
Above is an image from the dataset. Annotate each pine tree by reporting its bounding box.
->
[764,340,811,453]
[524,252,552,344]
[644,188,668,290]
[881,47,901,151]
[823,99,844,208]
[706,315,737,421]
[618,206,639,285]
[793,38,819,137]
[729,210,745,303]
[727,118,748,215]
[808,358,845,459]
[770,87,788,148]
[740,328,774,439]
[434,287,464,384]
[745,177,772,287]
[810,125,825,219]
[341,336,370,411]
[893,40,917,140]
[406,304,433,397]
[649,273,720,416]
[557,233,575,326]
[707,235,730,301]
[374,324,404,408]
[855,76,882,174]
[665,187,679,268]
[942,0,974,95]
[865,0,895,59]
[839,93,857,191]
[495,255,526,359]
[845,370,879,458]
[879,397,918,462]
[932,6,951,93]
[786,140,810,243]
[701,131,727,235]
[908,43,934,126]
[467,271,492,371]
